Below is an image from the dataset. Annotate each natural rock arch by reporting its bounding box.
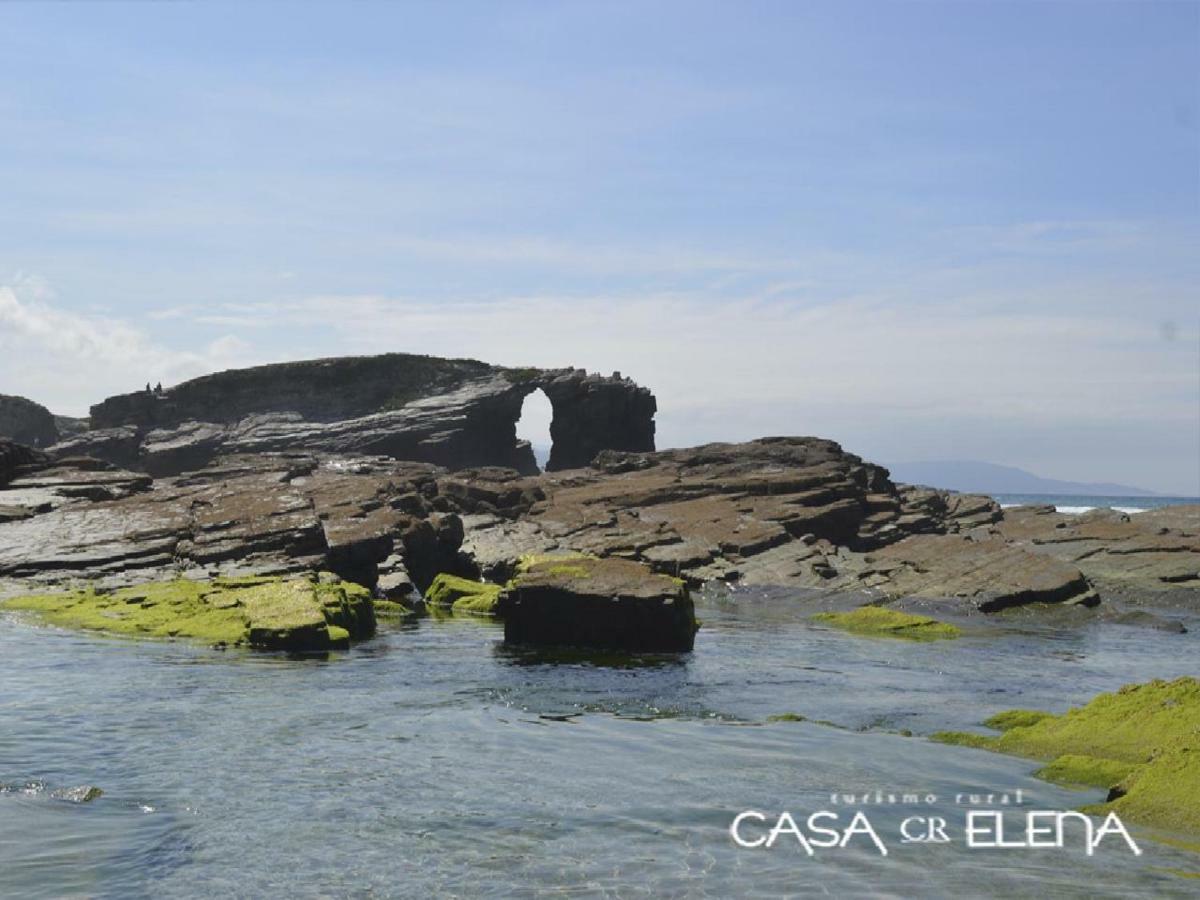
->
[75,354,657,475]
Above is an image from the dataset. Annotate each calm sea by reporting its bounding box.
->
[2,587,1198,898]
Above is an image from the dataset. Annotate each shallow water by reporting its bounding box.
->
[2,588,1198,898]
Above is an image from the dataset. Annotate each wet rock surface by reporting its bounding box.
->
[1,355,1193,634]
[1,427,1196,641]
[3,573,374,652]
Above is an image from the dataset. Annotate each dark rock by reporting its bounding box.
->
[0,440,48,487]
[0,395,58,448]
[499,556,697,652]
[82,354,657,476]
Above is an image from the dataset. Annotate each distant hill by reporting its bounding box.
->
[885,460,1159,497]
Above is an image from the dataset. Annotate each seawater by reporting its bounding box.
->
[992,494,1198,515]
[2,588,1198,898]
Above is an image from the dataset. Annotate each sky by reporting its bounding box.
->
[0,1,1197,495]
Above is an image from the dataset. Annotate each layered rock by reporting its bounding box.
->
[0,450,467,602]
[996,505,1200,599]
[73,354,657,476]
[0,395,58,449]
[457,437,1101,611]
[498,555,697,652]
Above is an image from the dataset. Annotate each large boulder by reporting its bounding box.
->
[0,395,58,448]
[498,556,697,652]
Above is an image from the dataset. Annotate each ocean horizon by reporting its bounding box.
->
[991,493,1199,514]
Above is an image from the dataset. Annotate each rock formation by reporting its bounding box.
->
[0,353,1196,652]
[0,395,59,449]
[499,555,697,652]
[73,353,657,476]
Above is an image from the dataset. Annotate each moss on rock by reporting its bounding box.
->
[1035,754,1138,789]
[424,573,502,616]
[933,677,1200,838]
[812,606,961,641]
[3,574,375,652]
[984,709,1056,731]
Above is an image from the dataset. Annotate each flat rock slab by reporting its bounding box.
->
[498,556,697,652]
[853,534,1096,611]
[2,574,374,652]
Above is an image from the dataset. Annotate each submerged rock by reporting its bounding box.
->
[50,785,104,804]
[424,573,502,616]
[498,555,697,652]
[2,574,374,652]
[812,606,961,641]
[933,677,1200,836]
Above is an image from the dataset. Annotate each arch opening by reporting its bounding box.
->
[515,388,553,471]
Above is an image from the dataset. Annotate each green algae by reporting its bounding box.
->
[424,573,502,616]
[516,552,592,573]
[3,574,375,651]
[767,713,807,723]
[933,677,1200,839]
[1035,754,1137,789]
[984,709,1055,730]
[929,730,998,751]
[812,606,961,641]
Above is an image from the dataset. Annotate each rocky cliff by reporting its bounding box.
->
[0,395,59,449]
[71,354,657,476]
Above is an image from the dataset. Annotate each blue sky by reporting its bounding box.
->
[1,1,1197,493]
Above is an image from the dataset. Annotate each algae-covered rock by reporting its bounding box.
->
[50,785,103,803]
[812,606,960,641]
[498,555,697,652]
[3,574,375,651]
[932,677,1200,837]
[424,573,502,616]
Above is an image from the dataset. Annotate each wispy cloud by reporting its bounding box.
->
[0,279,261,414]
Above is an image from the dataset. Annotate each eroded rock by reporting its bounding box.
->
[498,555,697,652]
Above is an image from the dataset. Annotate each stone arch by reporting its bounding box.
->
[533,370,657,471]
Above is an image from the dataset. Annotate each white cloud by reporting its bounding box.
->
[2,277,1195,493]
[0,280,268,415]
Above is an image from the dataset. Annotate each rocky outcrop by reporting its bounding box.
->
[457,437,1100,610]
[996,505,1200,599]
[0,396,58,449]
[0,439,48,487]
[75,354,657,476]
[3,574,375,652]
[0,451,468,601]
[498,555,697,652]
[5,430,1193,619]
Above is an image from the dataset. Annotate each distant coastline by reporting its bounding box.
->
[886,459,1168,498]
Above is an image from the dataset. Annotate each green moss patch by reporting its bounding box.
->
[3,574,375,652]
[984,709,1056,731]
[424,573,502,616]
[933,678,1200,838]
[813,606,961,641]
[1035,754,1138,789]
